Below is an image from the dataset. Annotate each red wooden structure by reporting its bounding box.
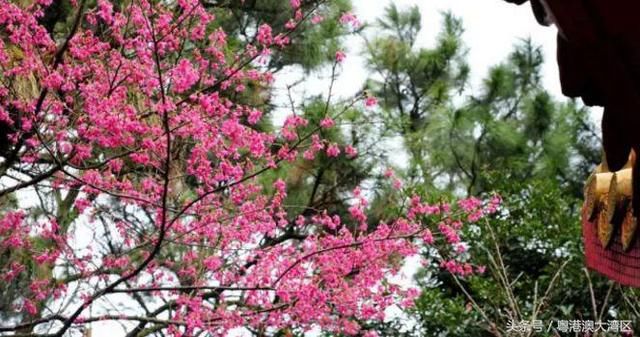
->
[506,0,640,286]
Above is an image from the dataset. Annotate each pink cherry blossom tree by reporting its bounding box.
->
[0,0,498,336]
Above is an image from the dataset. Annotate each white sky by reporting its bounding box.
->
[274,0,604,127]
[351,0,563,96]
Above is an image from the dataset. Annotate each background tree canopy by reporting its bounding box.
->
[357,4,640,337]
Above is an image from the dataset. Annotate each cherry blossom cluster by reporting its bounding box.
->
[0,0,499,336]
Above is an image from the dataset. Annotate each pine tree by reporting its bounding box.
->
[359,5,640,336]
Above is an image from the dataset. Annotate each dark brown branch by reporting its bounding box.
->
[110,285,274,293]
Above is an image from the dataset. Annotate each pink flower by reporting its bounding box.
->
[130,152,150,165]
[303,149,316,160]
[335,50,346,63]
[273,179,287,194]
[203,256,222,270]
[438,223,460,244]
[21,118,32,131]
[97,0,114,24]
[341,319,360,335]
[451,220,463,229]
[108,159,123,173]
[3,262,25,282]
[35,251,58,265]
[171,59,199,93]
[74,198,91,214]
[349,205,366,223]
[485,194,502,214]
[468,211,483,222]
[256,24,273,46]
[285,19,297,30]
[326,143,340,157]
[274,34,290,47]
[247,109,262,124]
[282,114,308,140]
[43,72,64,90]
[384,168,395,178]
[340,12,361,28]
[392,178,403,190]
[401,288,420,308]
[364,96,378,107]
[458,197,482,212]
[22,299,38,315]
[422,229,434,244]
[319,117,335,129]
[345,145,358,158]
[0,108,13,125]
[311,15,324,24]
[311,134,324,150]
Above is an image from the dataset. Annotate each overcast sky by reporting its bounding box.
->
[274,0,603,126]
[351,0,563,95]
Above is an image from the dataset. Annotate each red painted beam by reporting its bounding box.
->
[583,215,640,287]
